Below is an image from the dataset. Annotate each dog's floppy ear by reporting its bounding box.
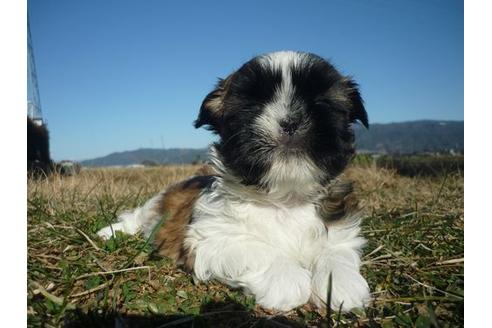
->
[194,75,233,133]
[344,78,369,129]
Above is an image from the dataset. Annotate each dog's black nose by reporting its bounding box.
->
[280,120,299,136]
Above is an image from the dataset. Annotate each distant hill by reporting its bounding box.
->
[81,148,207,167]
[80,120,463,167]
[354,120,463,154]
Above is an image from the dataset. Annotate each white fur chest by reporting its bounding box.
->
[185,188,328,273]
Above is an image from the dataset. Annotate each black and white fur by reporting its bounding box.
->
[98,51,371,311]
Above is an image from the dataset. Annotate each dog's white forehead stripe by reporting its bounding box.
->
[256,51,307,138]
[259,51,305,95]
[258,51,306,71]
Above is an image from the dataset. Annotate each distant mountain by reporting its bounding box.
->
[81,148,208,167]
[80,120,463,167]
[354,120,463,154]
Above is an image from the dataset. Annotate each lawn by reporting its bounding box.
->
[27,163,464,327]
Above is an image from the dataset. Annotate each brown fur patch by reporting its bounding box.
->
[204,74,233,114]
[194,164,216,176]
[316,179,360,224]
[195,75,234,133]
[153,175,215,271]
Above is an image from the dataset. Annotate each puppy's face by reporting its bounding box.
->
[195,51,368,192]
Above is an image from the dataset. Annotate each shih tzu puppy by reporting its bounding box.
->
[98,51,371,311]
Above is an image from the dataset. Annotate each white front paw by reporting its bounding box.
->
[96,226,114,240]
[96,223,123,240]
[312,263,370,311]
[249,262,312,311]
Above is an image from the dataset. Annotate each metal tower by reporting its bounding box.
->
[27,13,43,126]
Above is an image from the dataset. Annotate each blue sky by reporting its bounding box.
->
[28,0,463,161]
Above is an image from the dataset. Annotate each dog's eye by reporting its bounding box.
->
[313,95,332,105]
[315,98,347,111]
[313,99,333,110]
[312,100,348,118]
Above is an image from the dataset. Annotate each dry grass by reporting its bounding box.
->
[27,164,463,327]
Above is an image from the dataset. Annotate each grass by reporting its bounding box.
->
[27,163,463,327]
